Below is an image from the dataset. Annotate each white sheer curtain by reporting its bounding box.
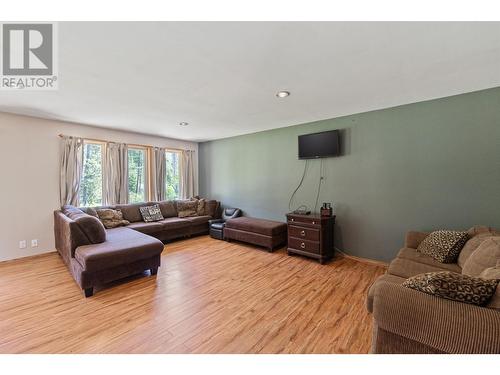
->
[151,147,166,201]
[104,142,129,205]
[59,136,84,206]
[180,149,196,199]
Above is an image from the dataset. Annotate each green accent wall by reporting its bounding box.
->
[199,88,500,262]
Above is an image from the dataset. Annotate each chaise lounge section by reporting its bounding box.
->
[54,199,220,297]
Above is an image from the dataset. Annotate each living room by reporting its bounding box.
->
[1,1,499,373]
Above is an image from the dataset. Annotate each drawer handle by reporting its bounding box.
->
[312,221,316,225]
[291,218,294,222]
[300,242,305,249]
[300,230,306,236]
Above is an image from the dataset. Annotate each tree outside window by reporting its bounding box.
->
[79,142,103,207]
[165,151,180,200]
[128,148,146,203]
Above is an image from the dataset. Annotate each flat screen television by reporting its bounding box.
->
[298,130,340,159]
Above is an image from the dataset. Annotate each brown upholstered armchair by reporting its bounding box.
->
[209,208,241,240]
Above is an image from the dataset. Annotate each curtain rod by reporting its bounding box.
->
[58,133,191,153]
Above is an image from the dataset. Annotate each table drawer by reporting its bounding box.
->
[288,225,320,241]
[288,238,320,254]
[287,216,320,227]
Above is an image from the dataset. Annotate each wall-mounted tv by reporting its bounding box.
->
[298,129,340,159]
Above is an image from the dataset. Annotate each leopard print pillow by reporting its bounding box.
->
[96,208,130,229]
[403,271,499,306]
[177,200,198,218]
[416,230,469,263]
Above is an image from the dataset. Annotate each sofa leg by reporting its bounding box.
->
[150,267,158,276]
[84,287,93,298]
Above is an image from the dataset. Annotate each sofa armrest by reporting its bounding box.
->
[404,231,430,249]
[372,280,500,353]
[208,219,224,225]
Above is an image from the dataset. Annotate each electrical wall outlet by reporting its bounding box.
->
[31,239,38,248]
[19,240,27,249]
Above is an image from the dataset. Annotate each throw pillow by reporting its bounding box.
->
[139,204,164,222]
[96,208,130,229]
[177,200,198,218]
[462,237,500,277]
[192,197,206,216]
[416,230,469,263]
[402,271,499,306]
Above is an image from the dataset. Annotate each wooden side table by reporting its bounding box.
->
[286,213,335,264]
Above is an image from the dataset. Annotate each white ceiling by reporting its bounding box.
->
[1,22,500,142]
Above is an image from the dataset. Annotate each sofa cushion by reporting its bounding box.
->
[186,215,212,225]
[462,237,500,277]
[367,274,406,313]
[127,221,164,234]
[480,261,500,280]
[158,200,177,218]
[480,263,500,310]
[116,202,156,223]
[225,217,287,236]
[402,271,499,306]
[416,230,469,263]
[458,234,497,269]
[96,208,130,229]
[204,200,219,217]
[467,225,500,237]
[158,217,191,230]
[177,200,198,218]
[139,204,164,222]
[62,205,107,244]
[387,257,461,279]
[397,248,464,272]
[79,206,99,218]
[74,227,164,272]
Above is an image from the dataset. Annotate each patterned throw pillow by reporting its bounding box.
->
[191,197,206,216]
[403,271,499,306]
[139,204,164,222]
[96,209,130,229]
[416,230,469,263]
[177,200,198,218]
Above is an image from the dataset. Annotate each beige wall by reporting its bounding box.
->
[0,112,198,261]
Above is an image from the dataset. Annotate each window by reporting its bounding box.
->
[79,142,103,207]
[165,151,180,200]
[128,147,147,203]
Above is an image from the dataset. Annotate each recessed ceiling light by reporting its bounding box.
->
[276,90,290,98]
[179,122,189,126]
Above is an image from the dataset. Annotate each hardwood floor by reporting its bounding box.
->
[0,235,385,354]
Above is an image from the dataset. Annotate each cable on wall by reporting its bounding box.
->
[314,158,325,213]
[288,159,309,212]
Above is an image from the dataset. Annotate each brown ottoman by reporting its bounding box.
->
[224,217,287,252]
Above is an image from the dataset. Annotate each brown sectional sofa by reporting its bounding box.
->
[54,199,220,297]
[367,227,500,354]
